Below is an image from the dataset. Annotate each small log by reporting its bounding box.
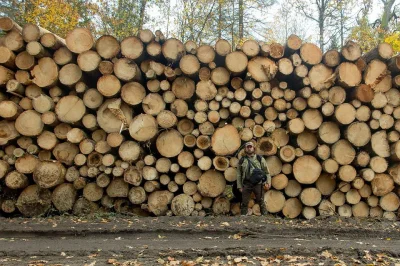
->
[128,187,147,204]
[5,171,29,190]
[121,36,144,60]
[302,109,322,130]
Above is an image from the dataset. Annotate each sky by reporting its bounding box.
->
[144,0,392,45]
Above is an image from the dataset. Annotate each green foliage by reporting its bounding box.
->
[94,0,149,40]
[348,17,379,53]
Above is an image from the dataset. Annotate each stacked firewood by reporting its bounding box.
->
[0,17,399,219]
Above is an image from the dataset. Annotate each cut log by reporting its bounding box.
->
[52,183,76,212]
[15,154,38,174]
[318,122,340,144]
[341,41,361,62]
[179,55,200,76]
[363,43,393,63]
[300,188,321,207]
[114,58,141,82]
[55,95,86,123]
[128,186,147,204]
[106,177,129,198]
[121,36,144,60]
[225,51,248,75]
[293,156,321,184]
[53,142,79,165]
[242,39,260,57]
[336,62,362,88]
[371,131,390,158]
[66,28,94,54]
[129,114,158,142]
[211,125,241,156]
[97,99,132,133]
[5,171,29,190]
[247,56,278,82]
[156,129,183,158]
[300,43,322,65]
[33,161,65,189]
[15,110,43,136]
[371,173,394,196]
[4,31,24,52]
[309,64,334,91]
[147,190,174,216]
[16,185,51,217]
[345,122,371,147]
[197,170,226,197]
[380,192,400,212]
[95,35,120,59]
[171,194,195,216]
[331,139,355,165]
[302,109,322,130]
[282,198,302,218]
[162,38,185,62]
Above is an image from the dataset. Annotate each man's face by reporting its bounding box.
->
[245,144,255,155]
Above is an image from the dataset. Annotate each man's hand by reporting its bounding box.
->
[239,188,243,193]
[264,183,270,190]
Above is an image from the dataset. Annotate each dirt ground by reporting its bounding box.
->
[0,214,399,266]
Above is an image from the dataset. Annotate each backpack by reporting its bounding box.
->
[239,155,267,185]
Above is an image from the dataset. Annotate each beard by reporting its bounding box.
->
[245,149,255,156]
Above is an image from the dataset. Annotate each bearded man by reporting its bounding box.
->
[236,141,271,215]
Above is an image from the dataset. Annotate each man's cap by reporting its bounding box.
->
[245,141,254,147]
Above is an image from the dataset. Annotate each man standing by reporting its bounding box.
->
[236,141,271,215]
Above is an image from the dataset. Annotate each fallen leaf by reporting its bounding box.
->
[107,258,117,264]
[158,235,166,239]
[220,222,230,227]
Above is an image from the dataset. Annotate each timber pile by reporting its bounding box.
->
[0,17,399,219]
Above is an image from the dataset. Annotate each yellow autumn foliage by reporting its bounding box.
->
[384,32,400,53]
[18,0,79,38]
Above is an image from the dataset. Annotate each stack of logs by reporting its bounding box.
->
[0,17,399,219]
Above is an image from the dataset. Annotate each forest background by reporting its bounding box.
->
[0,0,399,54]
